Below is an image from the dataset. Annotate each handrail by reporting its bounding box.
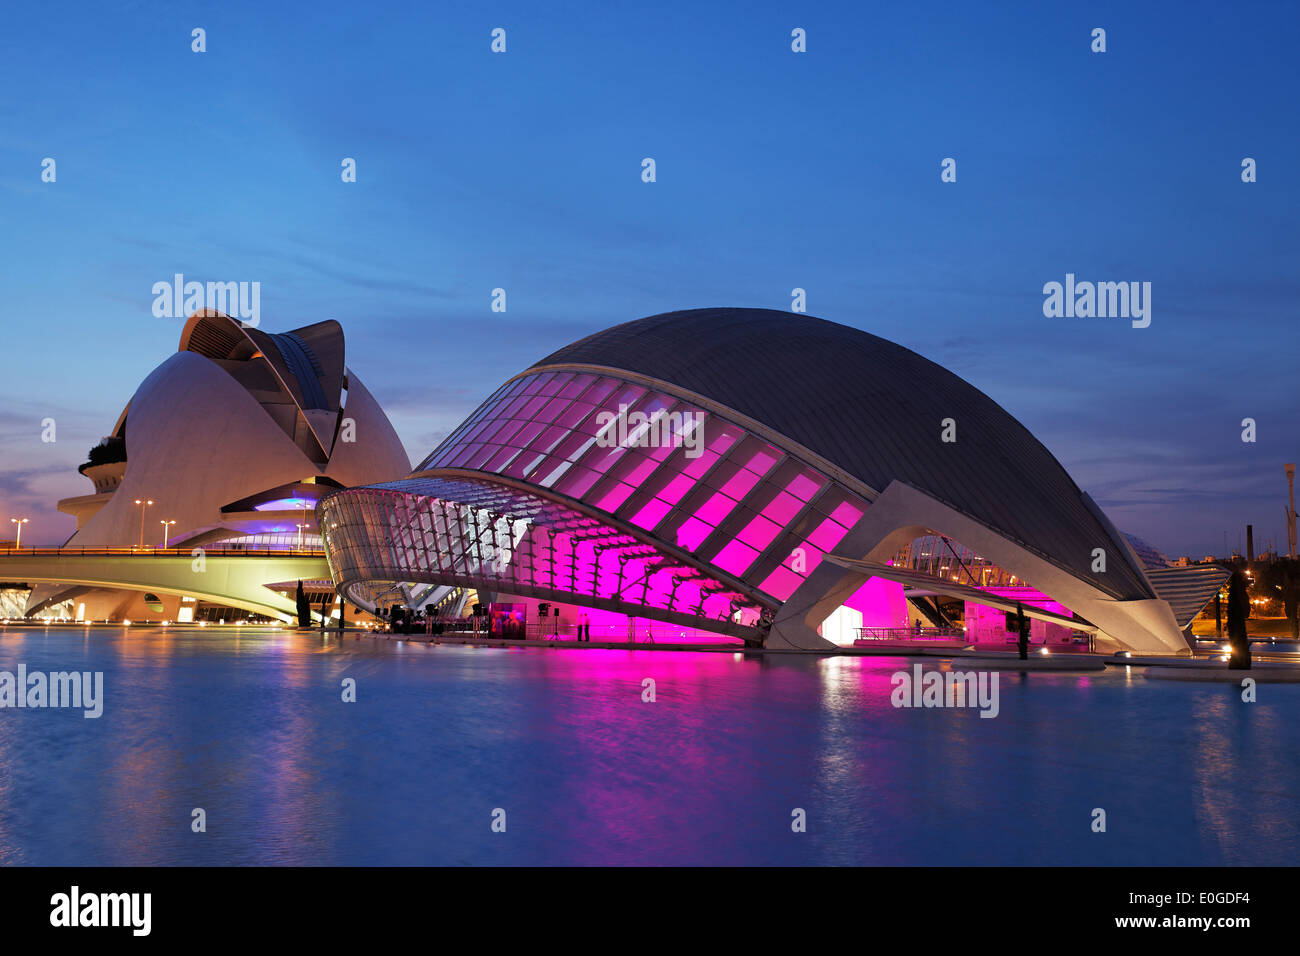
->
[855,626,967,641]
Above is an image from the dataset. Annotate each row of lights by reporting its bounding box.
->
[3,619,359,630]
[134,500,178,549]
[8,510,176,549]
[10,501,315,551]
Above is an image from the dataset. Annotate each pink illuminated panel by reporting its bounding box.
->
[713,539,760,577]
[412,368,871,608]
[676,517,713,552]
[736,514,781,551]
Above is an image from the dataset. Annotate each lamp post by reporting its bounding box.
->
[9,517,28,549]
[134,499,154,549]
[296,500,311,551]
[159,519,176,549]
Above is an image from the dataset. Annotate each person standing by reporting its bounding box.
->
[1015,602,1029,661]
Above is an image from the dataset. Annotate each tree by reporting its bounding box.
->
[78,436,127,473]
[1226,569,1251,669]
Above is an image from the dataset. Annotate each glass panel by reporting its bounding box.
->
[557,401,596,429]
[630,497,673,531]
[713,539,759,577]
[557,467,601,499]
[657,470,696,506]
[592,481,635,513]
[758,565,803,602]
[736,514,781,551]
[558,374,595,399]
[718,468,759,502]
[675,516,713,552]
[806,517,851,553]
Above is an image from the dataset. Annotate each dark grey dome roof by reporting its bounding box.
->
[531,307,1151,600]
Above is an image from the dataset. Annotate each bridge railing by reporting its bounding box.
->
[855,626,967,642]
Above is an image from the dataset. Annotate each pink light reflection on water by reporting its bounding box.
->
[0,629,1294,865]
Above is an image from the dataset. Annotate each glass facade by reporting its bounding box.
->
[321,370,873,639]
[892,533,1028,590]
[210,531,324,551]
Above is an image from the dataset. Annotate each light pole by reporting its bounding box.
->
[9,517,28,549]
[1286,464,1297,559]
[296,500,310,551]
[159,519,175,549]
[134,499,154,549]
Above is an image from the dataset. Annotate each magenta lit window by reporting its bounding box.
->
[657,472,696,505]
[556,466,600,499]
[676,516,713,552]
[805,517,850,553]
[559,374,595,399]
[759,565,803,602]
[828,501,864,527]
[713,539,760,577]
[484,445,521,472]
[736,514,781,551]
[741,446,780,477]
[630,497,673,531]
[682,449,721,480]
[719,468,760,501]
[696,491,739,528]
[537,396,571,424]
[764,490,803,525]
[592,481,635,513]
[786,472,823,501]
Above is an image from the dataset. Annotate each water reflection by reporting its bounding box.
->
[0,626,1295,865]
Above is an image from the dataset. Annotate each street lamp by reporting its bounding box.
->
[159,519,176,549]
[9,517,28,549]
[134,499,154,549]
[296,500,309,551]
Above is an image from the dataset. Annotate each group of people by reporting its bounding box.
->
[382,605,603,642]
[386,605,445,637]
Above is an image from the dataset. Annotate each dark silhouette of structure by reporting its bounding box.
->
[295,580,311,628]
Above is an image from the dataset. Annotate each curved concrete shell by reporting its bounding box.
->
[28,312,410,621]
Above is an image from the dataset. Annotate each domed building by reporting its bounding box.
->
[27,311,410,621]
[319,308,1225,654]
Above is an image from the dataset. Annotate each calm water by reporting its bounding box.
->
[0,626,1295,866]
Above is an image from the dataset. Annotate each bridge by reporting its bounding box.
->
[0,547,332,622]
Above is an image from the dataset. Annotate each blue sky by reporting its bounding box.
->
[1,0,1296,556]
